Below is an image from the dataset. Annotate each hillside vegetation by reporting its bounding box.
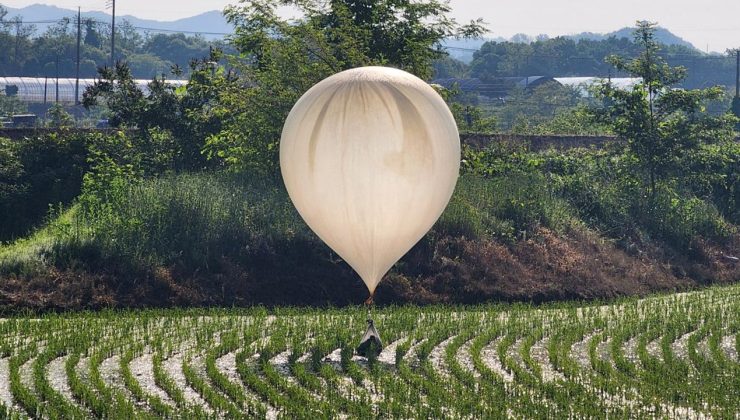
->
[0,6,738,311]
[0,138,738,310]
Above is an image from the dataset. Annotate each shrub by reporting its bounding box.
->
[643,187,734,249]
[437,173,572,241]
[0,132,88,241]
[74,171,308,270]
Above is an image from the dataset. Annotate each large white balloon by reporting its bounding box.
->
[280,66,460,295]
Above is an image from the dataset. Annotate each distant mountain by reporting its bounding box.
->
[569,27,696,49]
[443,27,697,63]
[1,4,697,53]
[0,3,232,39]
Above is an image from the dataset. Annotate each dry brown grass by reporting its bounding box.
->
[1,226,738,312]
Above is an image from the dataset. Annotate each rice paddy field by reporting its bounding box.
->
[0,284,738,419]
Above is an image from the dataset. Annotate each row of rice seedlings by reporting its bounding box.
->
[119,344,174,418]
[8,341,42,418]
[294,330,374,418]
[257,331,337,418]
[205,330,268,417]
[151,346,209,418]
[607,321,664,417]
[584,289,737,418]
[506,321,599,417]
[480,325,556,418]
[632,301,723,416]
[181,355,244,419]
[32,344,88,419]
[354,311,431,419]
[442,326,510,417]
[367,338,422,418]
[87,331,155,419]
[417,317,498,417]
[394,323,457,417]
[545,310,649,416]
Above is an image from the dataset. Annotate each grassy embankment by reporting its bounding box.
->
[1,140,737,311]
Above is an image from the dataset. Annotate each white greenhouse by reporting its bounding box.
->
[553,77,642,96]
[0,77,188,105]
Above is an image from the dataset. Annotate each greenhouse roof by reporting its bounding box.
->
[0,77,188,105]
[554,77,642,94]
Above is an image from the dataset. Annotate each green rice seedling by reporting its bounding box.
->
[0,283,738,418]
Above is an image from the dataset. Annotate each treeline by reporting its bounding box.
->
[0,5,229,79]
[434,36,737,90]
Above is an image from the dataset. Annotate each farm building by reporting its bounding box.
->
[0,77,188,105]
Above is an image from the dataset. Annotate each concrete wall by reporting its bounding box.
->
[461,133,619,151]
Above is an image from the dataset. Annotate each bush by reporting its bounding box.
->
[462,143,737,254]
[643,187,734,249]
[680,141,740,224]
[0,128,187,243]
[0,132,88,241]
[437,172,573,241]
[74,171,308,270]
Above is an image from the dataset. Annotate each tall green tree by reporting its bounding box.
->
[82,50,230,170]
[204,0,485,171]
[593,21,737,196]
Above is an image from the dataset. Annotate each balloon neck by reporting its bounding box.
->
[364,293,375,322]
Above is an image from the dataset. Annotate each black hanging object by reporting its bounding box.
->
[356,318,383,358]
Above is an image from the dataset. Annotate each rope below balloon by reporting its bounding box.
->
[357,292,383,358]
[365,294,373,323]
[365,293,374,330]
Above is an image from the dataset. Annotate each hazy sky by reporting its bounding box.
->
[2,0,739,52]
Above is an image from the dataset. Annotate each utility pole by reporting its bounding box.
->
[14,18,21,69]
[55,54,60,104]
[75,7,81,105]
[735,49,739,98]
[110,0,116,66]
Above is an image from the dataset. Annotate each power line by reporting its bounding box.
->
[1,17,735,64]
[1,17,230,37]
[0,19,61,24]
[131,26,230,36]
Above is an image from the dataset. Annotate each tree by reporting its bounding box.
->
[205,0,486,171]
[143,33,212,66]
[432,56,468,79]
[46,103,74,127]
[82,50,229,170]
[115,20,144,54]
[84,19,101,47]
[0,137,27,239]
[593,21,737,196]
[83,62,146,128]
[731,48,740,128]
[0,91,27,118]
[1,15,36,74]
[467,31,736,89]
